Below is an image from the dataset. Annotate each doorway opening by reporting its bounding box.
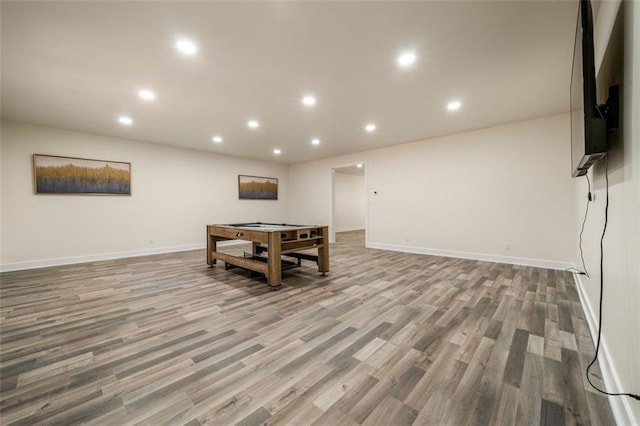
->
[330,163,367,247]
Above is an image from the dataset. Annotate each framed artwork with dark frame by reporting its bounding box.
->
[238,175,278,200]
[33,154,131,195]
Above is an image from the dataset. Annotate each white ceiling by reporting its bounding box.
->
[1,1,577,164]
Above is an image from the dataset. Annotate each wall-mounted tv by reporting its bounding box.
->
[570,0,607,177]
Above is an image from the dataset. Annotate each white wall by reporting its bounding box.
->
[573,2,639,423]
[334,171,365,232]
[289,113,575,269]
[0,120,289,271]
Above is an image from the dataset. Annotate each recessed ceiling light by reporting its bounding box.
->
[176,39,197,56]
[138,89,156,101]
[118,116,133,126]
[302,95,317,107]
[447,100,462,111]
[357,163,363,168]
[212,136,223,143]
[311,138,320,145]
[397,51,417,67]
[247,120,260,129]
[273,148,281,155]
[365,123,376,133]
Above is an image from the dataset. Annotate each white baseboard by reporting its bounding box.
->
[573,273,637,426]
[366,242,574,270]
[335,226,365,233]
[0,240,247,273]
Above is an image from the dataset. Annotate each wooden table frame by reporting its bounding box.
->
[206,223,329,289]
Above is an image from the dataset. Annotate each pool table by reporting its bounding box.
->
[206,222,329,290]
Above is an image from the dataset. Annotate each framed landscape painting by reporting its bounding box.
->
[238,175,278,200]
[33,154,131,195]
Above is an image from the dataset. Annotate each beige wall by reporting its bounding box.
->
[0,120,289,270]
[290,113,575,269]
[573,1,639,423]
[334,171,365,232]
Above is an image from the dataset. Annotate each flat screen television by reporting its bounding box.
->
[570,0,607,177]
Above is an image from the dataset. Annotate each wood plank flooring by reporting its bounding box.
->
[0,231,615,425]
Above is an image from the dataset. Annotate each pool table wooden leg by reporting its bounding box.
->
[267,232,282,289]
[318,226,329,275]
[206,228,218,267]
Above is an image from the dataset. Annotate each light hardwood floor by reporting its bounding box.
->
[0,230,615,425]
